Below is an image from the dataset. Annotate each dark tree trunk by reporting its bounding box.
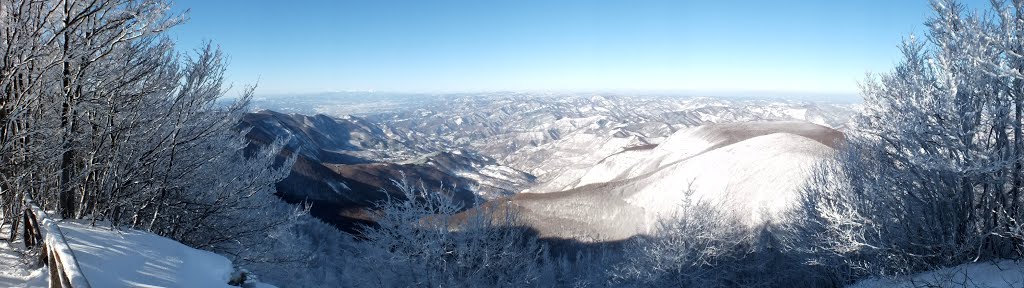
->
[58,0,77,219]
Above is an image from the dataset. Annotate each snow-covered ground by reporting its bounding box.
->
[61,221,243,288]
[0,237,46,287]
[850,260,1024,288]
[0,221,274,288]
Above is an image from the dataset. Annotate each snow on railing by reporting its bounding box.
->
[21,196,91,288]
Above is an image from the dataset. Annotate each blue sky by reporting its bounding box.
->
[169,0,988,96]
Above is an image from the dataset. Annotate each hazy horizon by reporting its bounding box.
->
[247,88,862,102]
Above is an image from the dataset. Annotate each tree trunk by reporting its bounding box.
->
[58,0,76,220]
[1013,79,1022,216]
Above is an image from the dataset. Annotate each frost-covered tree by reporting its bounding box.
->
[346,178,551,287]
[0,0,184,232]
[797,0,1024,281]
[614,192,829,288]
[613,200,753,287]
[0,0,70,239]
[0,0,304,278]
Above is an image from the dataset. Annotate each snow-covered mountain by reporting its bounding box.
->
[246,93,855,239]
[240,110,534,233]
[378,96,849,182]
[475,121,841,242]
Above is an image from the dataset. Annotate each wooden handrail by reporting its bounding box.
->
[21,196,91,288]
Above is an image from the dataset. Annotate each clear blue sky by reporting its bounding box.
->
[169,0,989,96]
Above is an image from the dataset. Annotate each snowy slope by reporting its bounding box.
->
[550,121,842,193]
[623,132,833,228]
[519,133,652,193]
[849,260,1024,288]
[464,121,841,242]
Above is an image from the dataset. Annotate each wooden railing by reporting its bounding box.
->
[21,196,91,288]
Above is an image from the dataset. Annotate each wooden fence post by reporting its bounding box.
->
[19,196,91,288]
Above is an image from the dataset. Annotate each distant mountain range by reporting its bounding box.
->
[240,110,532,233]
[242,93,855,239]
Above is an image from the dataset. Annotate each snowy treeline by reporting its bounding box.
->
[0,0,303,274]
[330,181,835,288]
